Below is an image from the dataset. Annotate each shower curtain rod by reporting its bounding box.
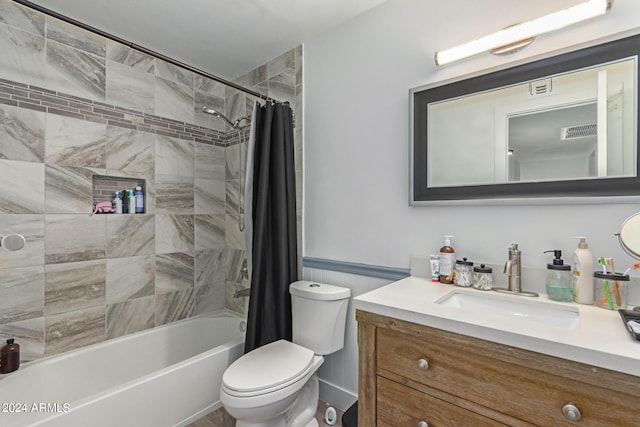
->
[12,0,281,104]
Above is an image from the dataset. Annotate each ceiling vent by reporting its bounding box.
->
[561,123,597,140]
[528,78,553,97]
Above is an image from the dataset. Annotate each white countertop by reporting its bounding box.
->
[354,276,640,377]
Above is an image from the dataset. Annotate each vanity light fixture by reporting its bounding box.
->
[434,0,613,66]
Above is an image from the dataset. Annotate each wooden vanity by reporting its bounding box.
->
[357,310,640,426]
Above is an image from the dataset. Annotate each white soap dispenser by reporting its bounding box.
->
[573,236,594,304]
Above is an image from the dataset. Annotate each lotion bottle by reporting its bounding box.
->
[573,236,594,304]
[439,235,455,284]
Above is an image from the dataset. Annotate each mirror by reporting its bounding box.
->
[411,33,640,202]
[618,212,640,260]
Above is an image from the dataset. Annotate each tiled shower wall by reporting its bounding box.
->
[0,0,302,361]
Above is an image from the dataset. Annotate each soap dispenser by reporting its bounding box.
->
[544,250,573,302]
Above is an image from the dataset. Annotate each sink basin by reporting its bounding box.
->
[435,290,580,329]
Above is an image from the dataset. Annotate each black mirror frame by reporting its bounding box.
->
[412,33,640,202]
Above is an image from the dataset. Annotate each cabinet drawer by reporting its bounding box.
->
[377,376,507,426]
[377,327,639,426]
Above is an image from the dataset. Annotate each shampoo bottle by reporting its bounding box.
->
[439,235,455,284]
[0,338,20,374]
[128,191,136,215]
[112,192,122,214]
[135,186,144,213]
[573,236,594,304]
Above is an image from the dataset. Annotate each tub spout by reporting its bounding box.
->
[234,287,251,298]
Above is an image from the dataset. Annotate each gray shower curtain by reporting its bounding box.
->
[244,101,298,353]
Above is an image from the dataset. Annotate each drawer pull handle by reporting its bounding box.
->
[562,403,582,422]
[418,421,429,427]
[417,358,429,371]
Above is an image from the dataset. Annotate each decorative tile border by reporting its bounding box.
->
[0,77,248,146]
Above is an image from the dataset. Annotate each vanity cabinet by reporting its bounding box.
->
[357,310,640,426]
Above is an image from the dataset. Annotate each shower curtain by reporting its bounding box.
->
[244,101,298,353]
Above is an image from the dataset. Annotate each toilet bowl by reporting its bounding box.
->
[220,281,350,427]
[221,340,324,426]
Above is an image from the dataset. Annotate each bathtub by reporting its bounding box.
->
[0,311,245,427]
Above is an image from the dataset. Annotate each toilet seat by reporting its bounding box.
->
[222,340,315,397]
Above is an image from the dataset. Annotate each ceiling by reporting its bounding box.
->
[26,0,389,80]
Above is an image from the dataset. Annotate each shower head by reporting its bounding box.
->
[201,106,238,128]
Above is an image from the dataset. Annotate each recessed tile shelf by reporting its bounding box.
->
[92,175,145,213]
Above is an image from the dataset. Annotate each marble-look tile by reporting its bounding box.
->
[156,252,194,294]
[225,213,245,250]
[245,64,268,87]
[0,159,45,213]
[195,142,225,180]
[195,75,225,97]
[0,214,44,267]
[0,316,45,362]
[155,174,194,214]
[195,279,225,315]
[268,71,296,106]
[225,248,246,283]
[155,287,195,326]
[45,306,105,356]
[45,214,106,264]
[195,249,225,289]
[225,89,245,132]
[194,249,225,314]
[156,59,194,88]
[106,60,155,113]
[0,265,44,324]
[225,142,248,182]
[195,214,225,250]
[0,0,45,36]
[45,113,107,167]
[44,260,106,315]
[45,165,93,213]
[106,214,155,258]
[46,39,105,101]
[295,45,303,87]
[267,49,295,79]
[195,178,225,216]
[107,295,155,339]
[106,125,155,173]
[0,103,45,162]
[225,281,247,315]
[156,214,194,254]
[155,135,194,177]
[155,77,194,124]
[106,255,155,304]
[46,16,105,57]
[225,178,242,216]
[194,91,225,131]
[0,23,46,87]
[106,39,154,73]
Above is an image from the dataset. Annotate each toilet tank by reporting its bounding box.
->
[289,281,351,355]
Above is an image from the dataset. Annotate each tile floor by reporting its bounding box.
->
[187,400,344,427]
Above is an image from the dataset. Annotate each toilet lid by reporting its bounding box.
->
[223,340,314,393]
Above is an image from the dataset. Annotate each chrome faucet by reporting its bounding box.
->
[494,244,539,297]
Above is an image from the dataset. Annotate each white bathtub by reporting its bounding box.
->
[0,311,245,427]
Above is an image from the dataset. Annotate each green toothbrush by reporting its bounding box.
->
[598,257,614,310]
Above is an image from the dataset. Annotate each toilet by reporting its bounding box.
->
[220,280,351,427]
